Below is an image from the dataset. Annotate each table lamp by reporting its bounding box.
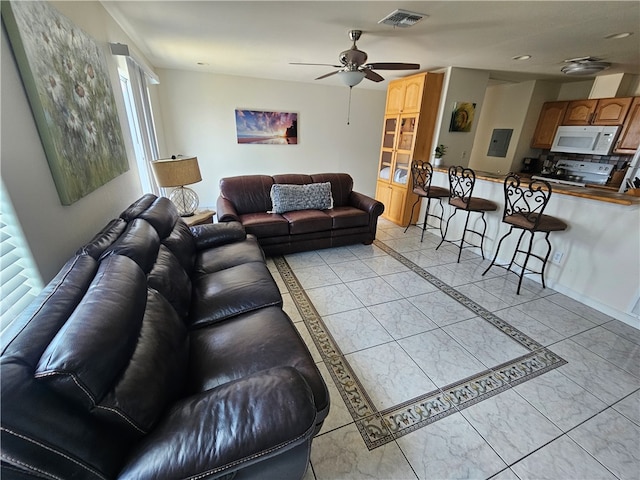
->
[151,155,202,216]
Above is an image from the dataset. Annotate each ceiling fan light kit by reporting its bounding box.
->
[339,70,366,87]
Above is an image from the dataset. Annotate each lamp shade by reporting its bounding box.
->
[338,70,366,87]
[151,156,201,187]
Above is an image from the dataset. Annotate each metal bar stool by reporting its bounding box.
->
[403,160,450,242]
[483,173,568,294]
[436,166,498,262]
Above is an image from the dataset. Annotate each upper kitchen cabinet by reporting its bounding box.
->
[562,99,597,125]
[376,72,443,226]
[614,97,640,154]
[531,101,568,149]
[384,74,426,115]
[563,97,632,126]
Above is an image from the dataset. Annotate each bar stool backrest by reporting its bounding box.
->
[448,166,476,209]
[503,173,552,230]
[410,160,434,193]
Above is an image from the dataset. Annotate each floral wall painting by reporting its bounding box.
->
[235,109,298,144]
[2,0,129,205]
[449,101,476,132]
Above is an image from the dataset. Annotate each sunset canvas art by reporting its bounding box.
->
[235,109,298,144]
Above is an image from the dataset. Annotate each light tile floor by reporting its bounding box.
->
[267,218,640,480]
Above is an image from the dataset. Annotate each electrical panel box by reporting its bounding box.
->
[487,129,513,157]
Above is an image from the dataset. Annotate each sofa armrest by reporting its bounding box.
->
[216,196,241,223]
[349,191,385,217]
[117,367,317,480]
[190,221,247,250]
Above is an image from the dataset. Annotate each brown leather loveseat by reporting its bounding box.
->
[216,173,385,255]
[1,194,329,479]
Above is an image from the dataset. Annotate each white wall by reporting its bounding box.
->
[433,67,490,168]
[469,81,536,174]
[155,69,386,208]
[1,1,146,282]
[557,80,594,100]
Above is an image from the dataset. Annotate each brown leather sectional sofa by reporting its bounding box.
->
[216,173,385,255]
[1,194,328,479]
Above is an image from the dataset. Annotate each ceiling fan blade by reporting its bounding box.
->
[364,69,384,82]
[366,62,420,70]
[315,70,340,80]
[290,62,342,68]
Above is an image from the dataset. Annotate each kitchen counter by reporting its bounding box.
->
[429,167,639,328]
[433,167,640,206]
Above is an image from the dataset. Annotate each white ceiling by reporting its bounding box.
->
[102,1,640,89]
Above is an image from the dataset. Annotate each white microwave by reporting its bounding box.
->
[551,125,620,155]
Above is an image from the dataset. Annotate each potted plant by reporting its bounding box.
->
[433,144,447,166]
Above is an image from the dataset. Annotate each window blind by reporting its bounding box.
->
[0,182,42,332]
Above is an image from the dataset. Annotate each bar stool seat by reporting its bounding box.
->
[403,160,449,242]
[504,212,567,232]
[449,196,497,212]
[437,166,497,262]
[483,173,568,294]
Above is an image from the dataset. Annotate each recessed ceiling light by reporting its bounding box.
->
[605,32,632,39]
[512,55,531,61]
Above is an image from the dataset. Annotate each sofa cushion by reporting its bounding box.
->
[34,255,147,415]
[270,182,333,214]
[119,194,157,222]
[310,173,353,207]
[272,174,313,185]
[147,245,193,318]
[118,367,317,480]
[282,209,332,234]
[189,262,282,328]
[195,235,265,275]
[1,254,98,360]
[241,212,290,238]
[97,289,188,433]
[136,197,181,240]
[220,175,275,215]
[34,255,189,435]
[77,218,127,259]
[190,221,247,251]
[324,206,370,229]
[100,219,160,274]
[161,221,197,276]
[188,306,330,423]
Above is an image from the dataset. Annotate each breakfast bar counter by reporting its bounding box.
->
[433,167,640,206]
[428,167,640,328]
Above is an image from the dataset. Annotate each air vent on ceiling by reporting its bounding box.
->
[378,9,427,28]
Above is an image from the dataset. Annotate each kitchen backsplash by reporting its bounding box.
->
[539,151,632,171]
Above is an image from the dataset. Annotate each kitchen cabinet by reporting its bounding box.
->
[384,74,425,115]
[592,97,633,125]
[562,97,632,126]
[531,101,568,149]
[562,99,597,125]
[375,72,443,226]
[614,97,640,154]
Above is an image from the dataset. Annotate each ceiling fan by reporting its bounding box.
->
[291,30,420,87]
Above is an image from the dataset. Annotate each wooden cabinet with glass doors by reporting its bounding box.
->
[375,72,444,226]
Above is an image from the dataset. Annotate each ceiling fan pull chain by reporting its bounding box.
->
[347,86,353,125]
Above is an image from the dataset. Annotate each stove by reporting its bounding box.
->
[532,160,613,187]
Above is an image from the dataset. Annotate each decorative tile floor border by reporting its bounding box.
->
[273,240,567,450]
